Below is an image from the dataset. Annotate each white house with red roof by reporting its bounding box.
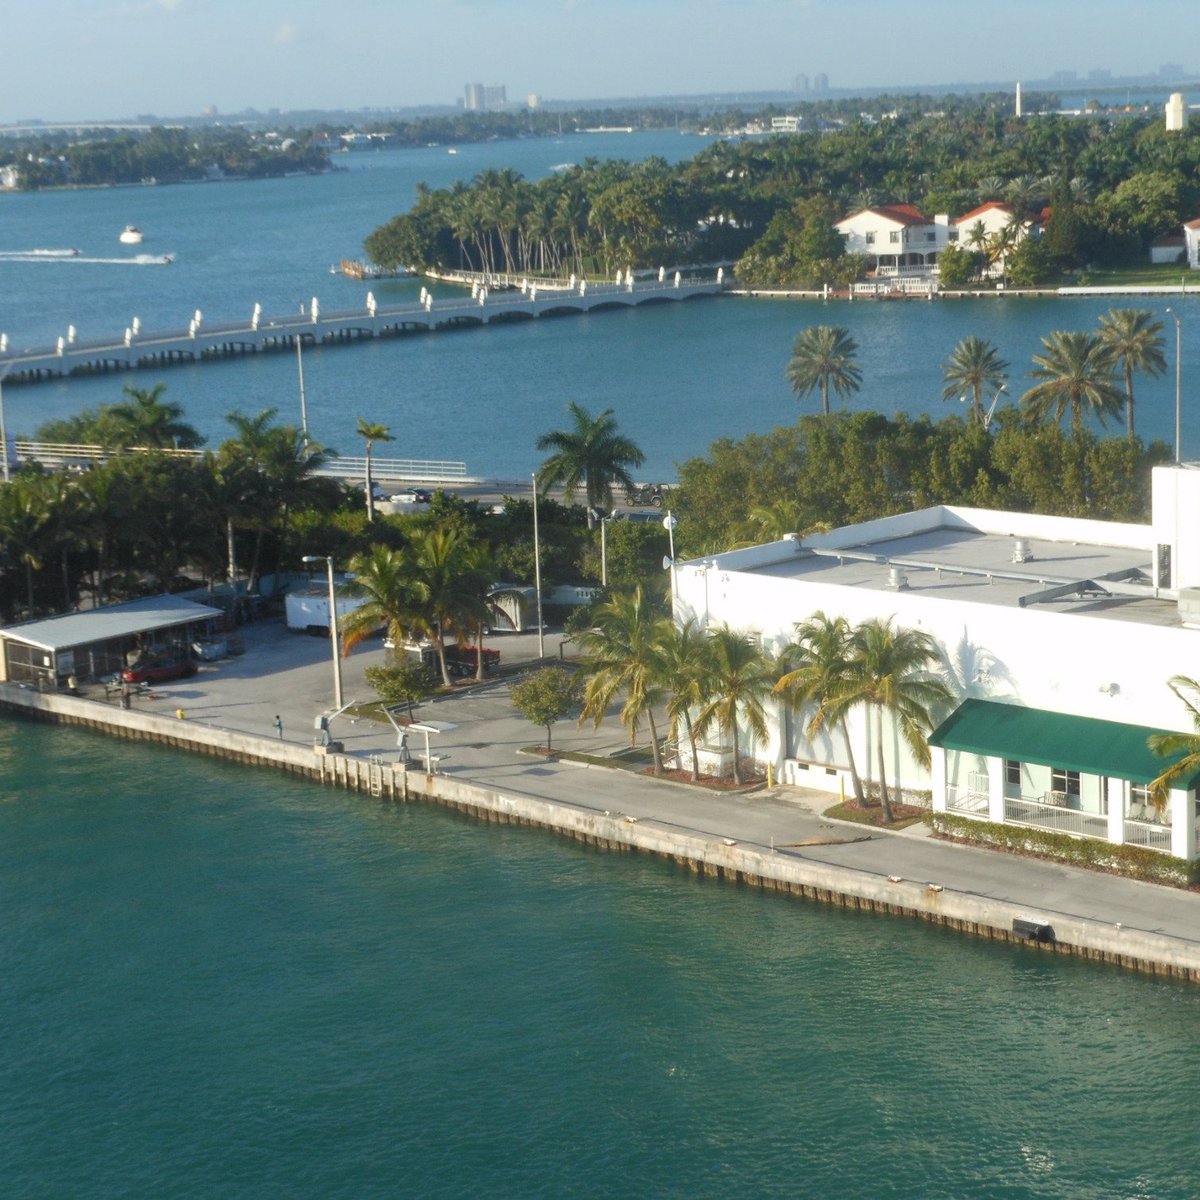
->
[954,201,1032,248]
[835,204,954,274]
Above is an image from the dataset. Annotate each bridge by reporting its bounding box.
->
[0,271,726,386]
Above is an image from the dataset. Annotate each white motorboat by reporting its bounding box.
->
[119,225,144,245]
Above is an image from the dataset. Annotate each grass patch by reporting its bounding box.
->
[1071,264,1193,288]
[824,800,927,830]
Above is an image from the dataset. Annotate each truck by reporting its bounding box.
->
[406,639,501,679]
[285,586,371,635]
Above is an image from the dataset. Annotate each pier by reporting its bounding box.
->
[0,271,726,386]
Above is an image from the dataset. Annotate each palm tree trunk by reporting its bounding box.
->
[1124,364,1135,440]
[685,711,700,782]
[365,443,375,522]
[838,717,865,802]
[647,706,663,775]
[875,705,894,821]
[731,717,741,785]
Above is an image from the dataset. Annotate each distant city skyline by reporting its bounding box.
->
[5,0,1198,124]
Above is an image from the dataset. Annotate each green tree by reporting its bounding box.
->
[1148,675,1200,813]
[847,617,954,821]
[102,384,203,450]
[787,325,862,417]
[356,418,393,522]
[341,545,423,656]
[575,586,668,774]
[536,402,645,526]
[694,625,775,786]
[941,336,1009,426]
[936,242,980,288]
[510,667,582,751]
[1096,308,1166,440]
[656,618,714,782]
[1020,330,1126,434]
[775,612,866,803]
[364,660,435,719]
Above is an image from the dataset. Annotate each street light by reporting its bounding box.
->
[531,473,545,658]
[295,335,310,443]
[302,554,344,710]
[1166,308,1182,463]
[0,362,11,484]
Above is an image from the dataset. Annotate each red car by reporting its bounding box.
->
[121,656,198,684]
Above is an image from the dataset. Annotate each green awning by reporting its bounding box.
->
[928,699,1200,788]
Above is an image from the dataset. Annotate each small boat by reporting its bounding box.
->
[119,225,143,245]
[447,147,458,155]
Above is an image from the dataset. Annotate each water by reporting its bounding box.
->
[3,131,1197,479]
[0,722,1195,1199]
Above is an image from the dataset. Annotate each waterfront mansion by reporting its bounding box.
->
[671,464,1200,862]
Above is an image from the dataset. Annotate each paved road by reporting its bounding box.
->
[87,617,1200,953]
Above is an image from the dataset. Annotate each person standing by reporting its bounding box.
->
[274,714,283,739]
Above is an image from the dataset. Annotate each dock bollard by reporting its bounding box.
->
[175,708,186,721]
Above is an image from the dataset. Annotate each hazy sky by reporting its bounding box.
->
[5,0,1195,122]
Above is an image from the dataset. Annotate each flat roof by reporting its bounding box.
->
[0,594,218,653]
[744,524,1177,627]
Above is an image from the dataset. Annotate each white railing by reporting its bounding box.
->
[1004,795,1109,840]
[945,784,988,815]
[1123,819,1173,853]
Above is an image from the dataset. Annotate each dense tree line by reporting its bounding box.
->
[364,104,1200,284]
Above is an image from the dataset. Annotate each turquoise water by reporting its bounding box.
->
[3,131,1198,478]
[2,721,1197,1199]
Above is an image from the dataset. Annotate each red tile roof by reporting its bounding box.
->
[955,201,1013,224]
[839,203,929,226]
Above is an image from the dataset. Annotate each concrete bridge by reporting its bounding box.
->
[0,271,726,385]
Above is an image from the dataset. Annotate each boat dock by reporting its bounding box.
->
[0,272,726,386]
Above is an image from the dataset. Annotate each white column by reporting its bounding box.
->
[1170,788,1194,859]
[987,757,1005,824]
[1107,778,1125,845]
[930,745,948,813]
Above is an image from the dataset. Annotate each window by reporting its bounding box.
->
[948,230,958,242]
[926,231,936,242]
[889,230,900,244]
[1005,759,1021,787]
[865,231,875,245]
[1051,767,1081,796]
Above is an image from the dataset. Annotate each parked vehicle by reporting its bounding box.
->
[120,656,198,684]
[403,639,501,678]
[390,488,432,504]
[624,482,670,508]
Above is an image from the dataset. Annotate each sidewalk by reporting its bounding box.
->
[69,619,1200,959]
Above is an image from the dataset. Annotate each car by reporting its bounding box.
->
[390,488,432,504]
[120,656,198,684]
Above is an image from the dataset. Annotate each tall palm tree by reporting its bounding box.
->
[656,617,713,782]
[846,617,953,821]
[102,383,202,450]
[1096,308,1166,440]
[1020,330,1125,435]
[1148,675,1200,814]
[694,625,775,786]
[341,545,423,654]
[786,325,862,417]
[575,586,667,774]
[774,612,866,803]
[356,418,393,522]
[405,524,486,687]
[536,402,645,525]
[941,336,1009,426]
[0,478,50,618]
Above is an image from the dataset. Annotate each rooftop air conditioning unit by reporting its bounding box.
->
[886,566,909,590]
[1012,538,1033,563]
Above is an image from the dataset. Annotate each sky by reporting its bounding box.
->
[4,0,1197,123]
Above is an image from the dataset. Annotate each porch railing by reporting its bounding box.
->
[945,783,988,815]
[1004,795,1109,840]
[1123,819,1173,853]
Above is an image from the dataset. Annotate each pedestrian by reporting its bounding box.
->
[274,714,283,739]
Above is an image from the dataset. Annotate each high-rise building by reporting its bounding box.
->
[813,72,829,94]
[1166,92,1188,132]
[483,84,507,111]
[792,73,809,94]
[464,83,485,111]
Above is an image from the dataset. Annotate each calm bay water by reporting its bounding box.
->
[3,131,1199,479]
[1,721,1197,1199]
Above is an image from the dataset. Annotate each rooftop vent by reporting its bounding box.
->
[1012,538,1034,564]
[886,566,910,591]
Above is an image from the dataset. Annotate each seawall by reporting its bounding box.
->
[6,683,1199,985]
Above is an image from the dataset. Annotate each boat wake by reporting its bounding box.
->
[0,251,174,265]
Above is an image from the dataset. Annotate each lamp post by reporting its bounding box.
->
[1166,308,1182,463]
[531,473,545,658]
[302,554,343,710]
[663,510,678,604]
[0,362,11,483]
[295,335,310,443]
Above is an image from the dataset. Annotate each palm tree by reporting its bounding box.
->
[1096,309,1166,440]
[575,586,668,774]
[1147,676,1200,816]
[536,402,645,525]
[941,336,1009,426]
[356,418,393,522]
[786,326,862,417]
[656,618,713,782]
[1020,330,1126,435]
[102,383,202,450]
[846,617,954,821]
[774,612,866,803]
[694,625,775,786]
[341,545,423,654]
[0,478,50,618]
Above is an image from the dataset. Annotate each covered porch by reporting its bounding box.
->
[929,700,1199,860]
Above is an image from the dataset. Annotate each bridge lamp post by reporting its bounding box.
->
[302,554,344,711]
[0,362,10,484]
[1166,308,1183,463]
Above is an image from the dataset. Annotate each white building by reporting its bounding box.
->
[835,204,953,274]
[671,464,1200,861]
[1166,92,1188,132]
[1183,219,1200,269]
[771,115,801,133]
